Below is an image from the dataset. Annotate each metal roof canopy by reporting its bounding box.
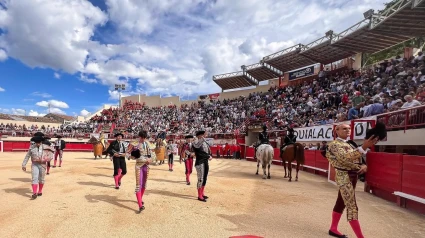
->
[243,62,282,82]
[299,32,356,65]
[213,71,257,90]
[331,0,423,53]
[263,44,316,73]
[371,0,425,37]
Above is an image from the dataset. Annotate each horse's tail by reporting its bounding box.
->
[296,143,305,164]
[268,146,274,165]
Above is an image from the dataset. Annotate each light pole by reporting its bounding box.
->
[114,84,126,108]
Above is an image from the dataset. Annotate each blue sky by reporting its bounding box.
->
[0,0,388,117]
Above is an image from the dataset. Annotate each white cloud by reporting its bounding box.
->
[31,92,52,98]
[75,88,85,93]
[11,108,25,116]
[0,0,107,73]
[0,108,10,113]
[49,108,66,115]
[0,49,7,61]
[105,0,207,36]
[0,0,390,99]
[54,72,60,79]
[108,90,129,101]
[0,87,4,92]
[36,100,69,109]
[80,109,90,117]
[28,110,46,117]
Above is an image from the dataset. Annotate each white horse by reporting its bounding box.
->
[255,144,274,179]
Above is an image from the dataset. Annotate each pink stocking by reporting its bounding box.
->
[136,192,142,208]
[38,184,44,193]
[140,188,146,202]
[349,220,365,238]
[114,176,119,187]
[32,184,38,194]
[118,174,124,184]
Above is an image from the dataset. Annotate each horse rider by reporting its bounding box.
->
[281,127,297,154]
[255,125,269,158]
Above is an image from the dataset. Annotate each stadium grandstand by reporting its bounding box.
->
[1,0,424,153]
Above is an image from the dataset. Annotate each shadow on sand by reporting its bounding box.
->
[147,189,196,201]
[9,177,32,183]
[85,194,137,212]
[93,167,113,170]
[77,181,115,188]
[150,178,187,185]
[86,173,114,178]
[4,187,32,199]
[149,167,172,172]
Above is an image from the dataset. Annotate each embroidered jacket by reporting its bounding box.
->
[107,140,128,157]
[180,142,193,160]
[130,140,152,165]
[22,144,55,166]
[166,144,175,155]
[192,138,211,165]
[325,139,365,172]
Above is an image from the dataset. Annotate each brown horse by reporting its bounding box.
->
[280,143,305,182]
[88,137,109,159]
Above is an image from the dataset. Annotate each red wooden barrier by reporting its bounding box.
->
[402,155,425,198]
[365,152,403,203]
[240,145,246,159]
[210,146,218,157]
[314,151,329,171]
[303,151,316,168]
[246,147,255,161]
[400,155,425,214]
[1,141,93,152]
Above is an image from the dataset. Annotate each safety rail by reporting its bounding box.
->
[376,105,425,131]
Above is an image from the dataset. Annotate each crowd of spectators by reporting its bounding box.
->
[1,52,424,139]
[86,51,424,137]
[0,122,95,138]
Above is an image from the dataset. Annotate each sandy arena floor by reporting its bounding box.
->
[0,152,424,238]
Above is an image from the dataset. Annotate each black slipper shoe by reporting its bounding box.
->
[328,230,347,238]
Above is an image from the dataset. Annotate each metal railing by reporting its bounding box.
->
[377,105,425,132]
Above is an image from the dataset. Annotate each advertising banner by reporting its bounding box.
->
[289,66,314,80]
[293,121,375,142]
[208,93,220,100]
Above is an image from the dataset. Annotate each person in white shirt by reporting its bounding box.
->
[401,95,421,109]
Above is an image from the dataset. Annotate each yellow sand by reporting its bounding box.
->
[0,152,424,238]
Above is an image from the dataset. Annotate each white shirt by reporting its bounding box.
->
[401,100,421,109]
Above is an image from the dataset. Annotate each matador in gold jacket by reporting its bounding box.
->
[325,123,378,238]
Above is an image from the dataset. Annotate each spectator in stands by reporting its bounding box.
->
[351,91,365,107]
[319,141,327,151]
[401,95,421,108]
[363,98,384,117]
[348,104,361,120]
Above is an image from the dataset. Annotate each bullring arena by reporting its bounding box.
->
[0,151,424,238]
[2,0,425,238]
